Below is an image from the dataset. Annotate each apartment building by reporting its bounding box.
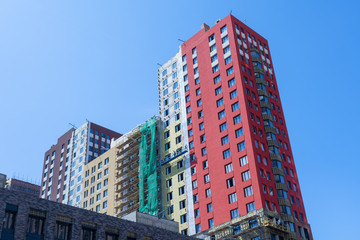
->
[158,14,312,240]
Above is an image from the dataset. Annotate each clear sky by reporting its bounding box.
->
[0,0,359,239]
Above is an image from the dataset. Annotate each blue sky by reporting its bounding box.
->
[0,1,359,239]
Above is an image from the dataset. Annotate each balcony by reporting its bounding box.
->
[264,126,277,134]
[251,56,262,63]
[272,167,285,176]
[280,214,294,223]
[262,113,273,121]
[255,77,267,85]
[253,67,265,75]
[267,139,279,148]
[275,183,288,191]
[260,101,271,109]
[257,89,267,97]
[270,153,282,161]
[278,198,291,207]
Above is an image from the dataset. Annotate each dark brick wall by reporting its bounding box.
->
[0,189,196,240]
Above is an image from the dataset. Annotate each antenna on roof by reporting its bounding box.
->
[69,123,77,129]
[230,10,232,15]
[157,63,162,67]
[243,18,247,23]
[86,118,90,123]
[178,39,185,43]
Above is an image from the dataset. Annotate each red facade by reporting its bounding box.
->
[181,15,311,237]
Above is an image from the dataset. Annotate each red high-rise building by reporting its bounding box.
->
[159,14,312,239]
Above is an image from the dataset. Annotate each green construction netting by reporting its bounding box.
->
[138,117,158,215]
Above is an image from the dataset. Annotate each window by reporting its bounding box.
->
[221,135,229,145]
[167,192,173,201]
[196,110,204,120]
[234,115,241,125]
[193,194,198,203]
[212,65,219,73]
[225,163,233,173]
[166,166,172,175]
[178,173,184,182]
[165,142,171,150]
[164,131,170,139]
[174,102,180,110]
[191,167,196,175]
[199,122,204,130]
[225,55,232,65]
[182,55,187,62]
[176,135,182,144]
[231,102,239,111]
[204,174,210,184]
[211,54,218,62]
[197,99,202,107]
[226,67,234,76]
[192,180,197,189]
[223,149,231,159]
[210,44,217,52]
[237,141,246,151]
[209,218,214,228]
[163,88,168,96]
[55,221,72,240]
[192,47,197,54]
[231,209,239,219]
[246,202,256,213]
[167,205,174,215]
[216,98,224,107]
[195,77,200,85]
[201,147,207,156]
[193,57,198,64]
[230,90,237,99]
[227,177,235,188]
[242,170,251,181]
[207,203,213,212]
[180,214,187,224]
[203,160,208,169]
[26,213,45,238]
[180,200,186,209]
[177,160,184,169]
[218,110,225,119]
[215,86,222,95]
[3,204,17,237]
[166,179,172,188]
[235,128,243,138]
[184,84,189,92]
[196,224,201,233]
[229,193,237,203]
[209,34,215,42]
[228,78,235,87]
[206,188,211,197]
[244,186,253,197]
[222,35,229,43]
[175,124,181,132]
[220,122,227,132]
[179,186,185,195]
[214,75,221,84]
[221,25,227,33]
[223,46,230,54]
[162,69,168,77]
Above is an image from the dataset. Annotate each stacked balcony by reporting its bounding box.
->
[251,48,296,233]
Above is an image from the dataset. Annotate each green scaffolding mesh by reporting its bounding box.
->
[138,117,158,215]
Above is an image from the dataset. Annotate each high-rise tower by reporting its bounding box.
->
[158,15,312,240]
[40,122,121,207]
